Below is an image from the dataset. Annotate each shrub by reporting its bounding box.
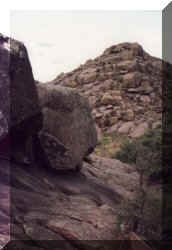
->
[114,128,162,173]
[114,139,138,164]
[115,128,162,242]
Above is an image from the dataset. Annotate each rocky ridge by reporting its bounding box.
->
[0,35,161,249]
[51,42,162,139]
[0,35,141,250]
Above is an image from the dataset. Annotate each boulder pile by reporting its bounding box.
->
[52,42,162,138]
[0,35,161,249]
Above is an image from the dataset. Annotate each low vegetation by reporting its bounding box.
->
[96,128,162,244]
[114,128,162,185]
[114,128,162,244]
[95,131,128,158]
[96,128,161,177]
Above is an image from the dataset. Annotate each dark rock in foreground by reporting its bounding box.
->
[0,34,99,248]
[8,154,138,247]
[0,33,42,163]
[0,33,43,249]
[0,34,10,142]
[0,35,161,249]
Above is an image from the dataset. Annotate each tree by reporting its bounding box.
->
[117,141,162,241]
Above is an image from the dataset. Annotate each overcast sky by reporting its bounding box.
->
[11,11,162,82]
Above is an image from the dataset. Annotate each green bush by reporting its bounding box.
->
[114,139,138,164]
[115,128,162,242]
[114,127,162,167]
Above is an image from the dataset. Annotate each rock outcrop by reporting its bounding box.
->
[51,42,162,138]
[8,154,139,248]
[9,37,41,129]
[0,33,43,249]
[0,35,10,142]
[0,36,162,249]
[0,34,43,164]
[37,83,97,171]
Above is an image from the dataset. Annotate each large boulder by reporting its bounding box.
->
[37,83,97,171]
[0,34,42,161]
[77,68,97,84]
[9,37,42,134]
[0,35,10,142]
[118,121,135,134]
[0,34,43,249]
[130,122,149,138]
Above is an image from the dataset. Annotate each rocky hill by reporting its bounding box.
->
[51,43,162,142]
[0,35,141,249]
[0,35,162,249]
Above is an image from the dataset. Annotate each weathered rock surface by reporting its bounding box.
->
[37,83,97,170]
[9,37,41,129]
[118,121,134,134]
[0,34,41,133]
[0,112,8,142]
[0,34,10,141]
[130,122,149,138]
[3,153,139,249]
[0,34,42,163]
[51,42,162,138]
[0,160,10,249]
[0,36,140,248]
[0,34,43,249]
[0,36,163,249]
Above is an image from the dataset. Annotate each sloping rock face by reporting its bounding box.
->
[0,160,10,249]
[8,154,139,249]
[0,36,141,249]
[37,83,97,170]
[51,42,162,137]
[0,36,162,249]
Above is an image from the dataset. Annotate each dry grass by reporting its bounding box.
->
[95,131,128,158]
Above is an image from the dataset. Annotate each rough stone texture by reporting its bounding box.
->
[0,37,162,249]
[77,68,97,84]
[0,34,42,160]
[118,121,134,134]
[116,232,153,250]
[122,109,135,121]
[10,38,41,128]
[0,160,10,249]
[0,34,43,248]
[2,154,139,248]
[130,122,149,138]
[0,34,10,141]
[0,111,8,142]
[37,83,97,170]
[51,42,162,137]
